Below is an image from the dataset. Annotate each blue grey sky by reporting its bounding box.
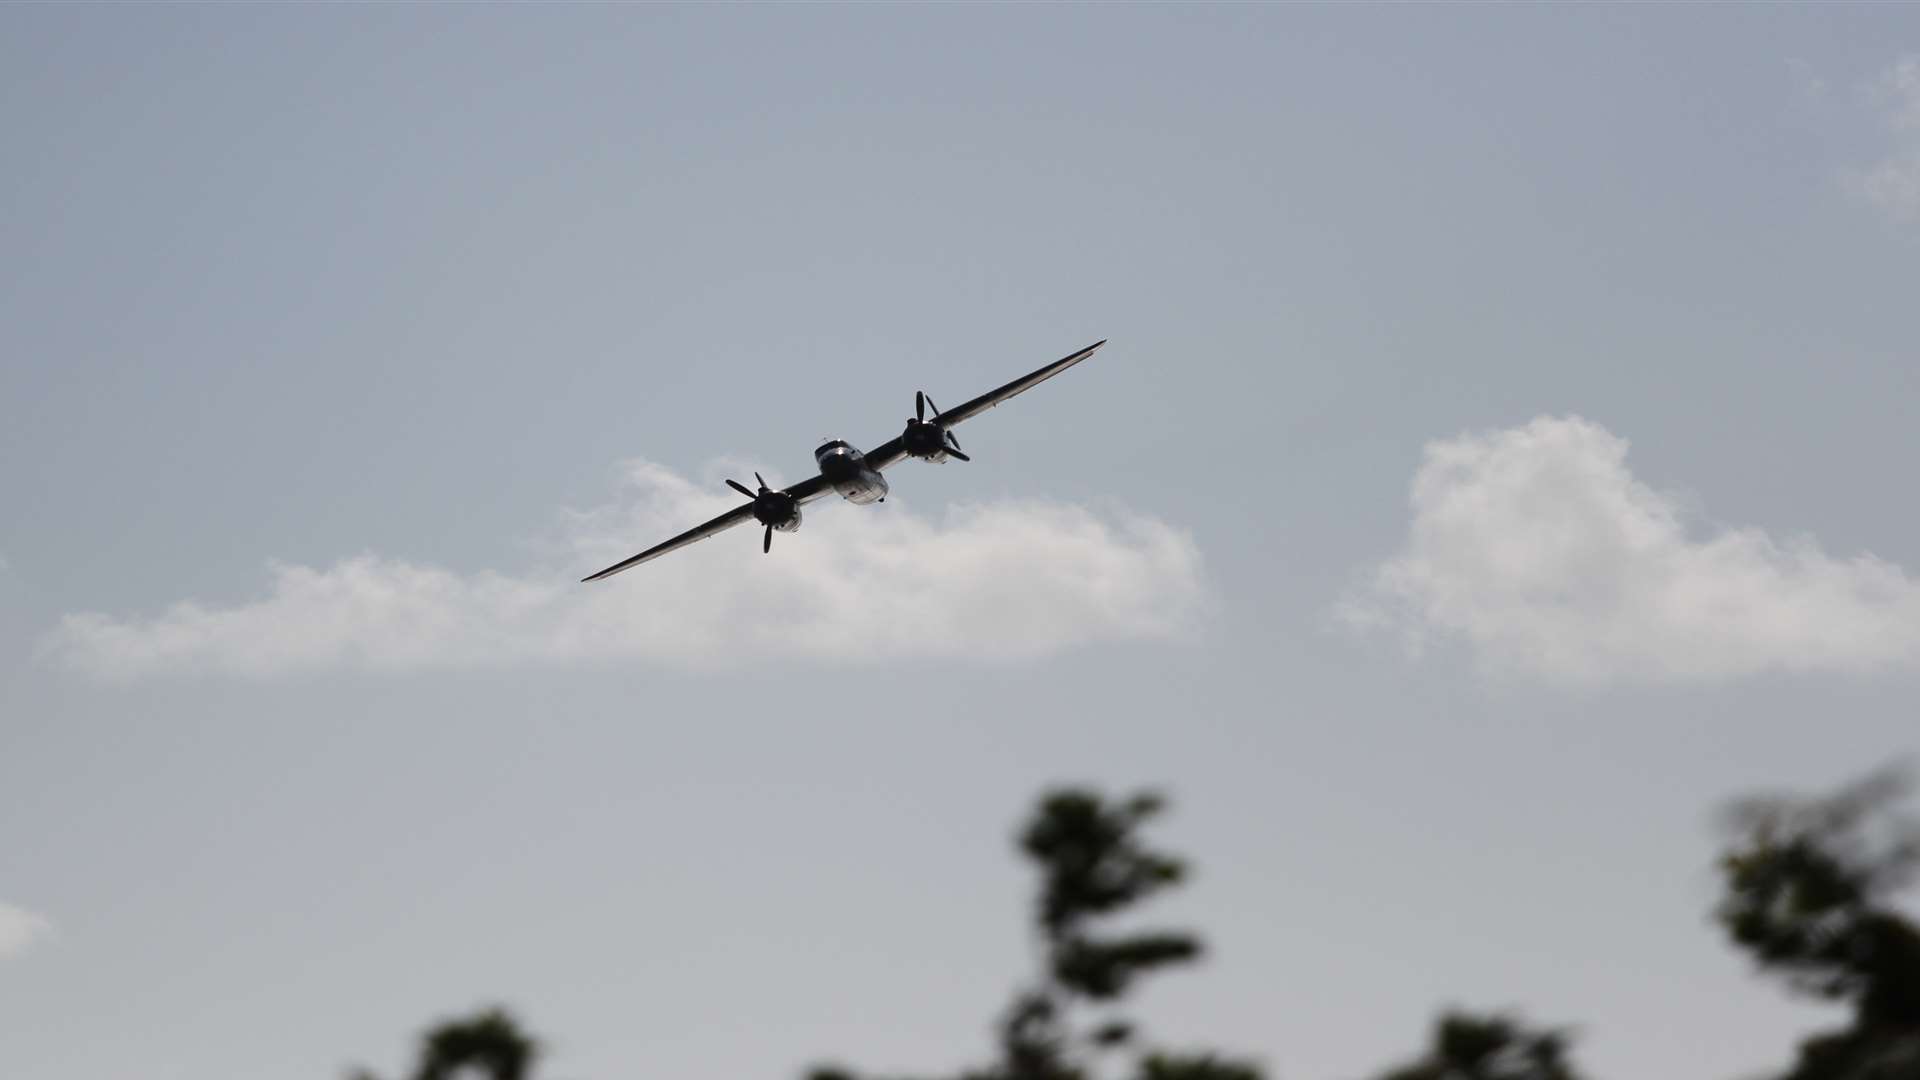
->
[4,6,1919,1079]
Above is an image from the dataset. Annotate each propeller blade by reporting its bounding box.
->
[916,390,925,422]
[925,394,942,418]
[944,429,963,453]
[754,471,769,493]
[763,524,773,553]
[945,446,971,462]
[726,478,755,498]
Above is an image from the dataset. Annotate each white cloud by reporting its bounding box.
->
[1341,416,1920,683]
[1852,151,1920,223]
[0,903,52,958]
[40,461,1206,678]
[1848,55,1920,223]
[1881,55,1920,131]
[1787,57,1827,99]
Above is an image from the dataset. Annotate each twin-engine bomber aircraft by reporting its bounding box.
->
[581,339,1106,581]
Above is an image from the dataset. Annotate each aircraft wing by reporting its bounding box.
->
[863,340,1105,471]
[581,472,840,581]
[862,435,909,472]
[932,339,1105,427]
[580,501,758,581]
[785,473,838,505]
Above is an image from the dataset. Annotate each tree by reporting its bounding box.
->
[364,787,1608,1080]
[1367,1011,1584,1080]
[804,788,1263,1080]
[351,1007,539,1080]
[1717,766,1920,1080]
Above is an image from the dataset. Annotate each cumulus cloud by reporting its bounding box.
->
[1882,54,1920,130]
[0,903,52,958]
[1848,55,1920,223]
[1341,416,1920,683]
[40,461,1205,678]
[1787,57,1828,100]
[1854,153,1920,223]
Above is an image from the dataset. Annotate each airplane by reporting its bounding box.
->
[581,339,1106,581]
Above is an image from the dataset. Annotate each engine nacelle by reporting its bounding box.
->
[751,491,802,532]
[901,418,953,462]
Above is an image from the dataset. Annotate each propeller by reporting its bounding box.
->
[914,392,970,461]
[727,473,787,554]
[727,472,778,498]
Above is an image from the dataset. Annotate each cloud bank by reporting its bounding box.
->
[42,461,1206,678]
[1342,416,1920,683]
[0,903,52,958]
[1849,55,1920,223]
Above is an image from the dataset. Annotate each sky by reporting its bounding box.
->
[3,5,1920,1079]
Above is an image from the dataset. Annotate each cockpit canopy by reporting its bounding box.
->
[814,438,853,458]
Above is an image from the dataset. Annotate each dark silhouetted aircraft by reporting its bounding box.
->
[582,340,1106,581]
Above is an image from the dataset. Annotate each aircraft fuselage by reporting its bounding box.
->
[815,440,889,504]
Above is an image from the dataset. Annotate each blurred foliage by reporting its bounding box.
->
[350,1007,538,1080]
[365,765,1920,1080]
[806,787,1261,1080]
[1368,1012,1583,1080]
[1134,1054,1266,1080]
[1718,766,1920,1080]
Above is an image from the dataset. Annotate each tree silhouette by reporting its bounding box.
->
[350,1007,539,1080]
[1367,1011,1584,1080]
[1717,766,1920,1080]
[804,788,1262,1080]
[352,765,1920,1080]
